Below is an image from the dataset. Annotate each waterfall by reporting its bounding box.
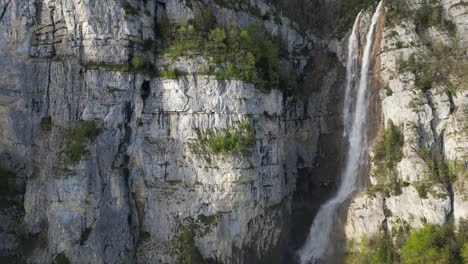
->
[297,1,383,263]
[342,11,362,136]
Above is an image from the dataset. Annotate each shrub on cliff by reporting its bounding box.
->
[400,222,466,264]
[0,167,16,194]
[371,120,404,196]
[54,253,71,264]
[177,228,207,264]
[39,116,52,132]
[348,221,468,264]
[66,120,101,163]
[414,2,457,37]
[163,5,295,91]
[335,0,376,36]
[346,230,396,264]
[462,243,468,263]
[188,122,255,158]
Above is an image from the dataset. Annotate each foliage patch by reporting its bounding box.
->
[79,227,92,245]
[188,122,255,159]
[39,116,52,132]
[0,167,16,194]
[54,253,70,264]
[335,0,376,37]
[177,228,207,264]
[66,120,101,163]
[346,229,396,264]
[176,213,222,264]
[162,6,296,91]
[396,42,467,93]
[369,120,404,197]
[347,220,468,264]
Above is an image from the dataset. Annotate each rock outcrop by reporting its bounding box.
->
[1,0,465,262]
[0,0,332,263]
[345,0,467,243]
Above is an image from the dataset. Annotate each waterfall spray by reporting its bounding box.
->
[297,1,383,263]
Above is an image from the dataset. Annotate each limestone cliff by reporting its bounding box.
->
[0,0,466,263]
[0,0,335,263]
[345,0,467,244]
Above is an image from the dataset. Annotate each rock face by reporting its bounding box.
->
[345,0,468,243]
[0,0,332,263]
[1,0,465,262]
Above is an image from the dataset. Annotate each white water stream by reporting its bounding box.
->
[297,2,383,263]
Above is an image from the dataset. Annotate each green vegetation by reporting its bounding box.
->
[385,0,411,27]
[82,62,131,72]
[0,167,15,194]
[140,231,151,241]
[447,159,467,179]
[188,122,255,158]
[450,159,468,199]
[376,120,404,167]
[275,0,375,37]
[175,212,222,263]
[131,56,145,70]
[396,54,434,92]
[396,42,467,93]
[390,219,411,247]
[384,84,393,96]
[390,0,467,94]
[156,13,171,49]
[140,38,154,52]
[163,5,215,58]
[347,220,468,264]
[160,68,183,79]
[16,229,48,258]
[383,208,393,218]
[194,181,204,186]
[83,55,156,75]
[417,146,456,194]
[54,253,70,264]
[335,0,376,36]
[138,230,151,245]
[370,120,404,196]
[414,3,457,38]
[415,183,428,199]
[196,213,222,235]
[167,180,182,186]
[66,120,101,163]
[396,54,417,74]
[198,214,218,226]
[163,5,295,91]
[386,0,455,35]
[462,243,468,263]
[79,227,92,245]
[93,4,297,89]
[346,229,396,264]
[177,228,207,264]
[401,222,467,264]
[130,55,155,75]
[418,147,438,181]
[122,2,137,16]
[39,116,52,132]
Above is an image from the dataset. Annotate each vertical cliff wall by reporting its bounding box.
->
[0,0,345,263]
[345,0,467,243]
[2,0,464,263]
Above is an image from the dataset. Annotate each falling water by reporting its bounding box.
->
[342,11,362,136]
[297,1,384,263]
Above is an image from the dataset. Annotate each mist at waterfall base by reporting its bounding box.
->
[297,2,384,263]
